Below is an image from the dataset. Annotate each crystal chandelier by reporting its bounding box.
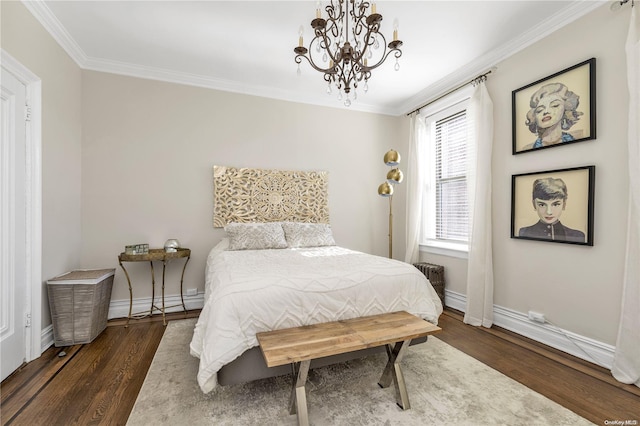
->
[294,0,403,107]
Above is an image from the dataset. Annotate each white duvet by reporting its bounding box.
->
[189,239,443,393]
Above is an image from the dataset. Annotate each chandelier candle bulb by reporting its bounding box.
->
[372,2,376,13]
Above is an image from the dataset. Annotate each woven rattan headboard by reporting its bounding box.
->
[213,165,329,228]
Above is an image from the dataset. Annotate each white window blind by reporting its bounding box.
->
[434,110,468,242]
[420,91,471,256]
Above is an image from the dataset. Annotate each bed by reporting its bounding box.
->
[189,166,443,394]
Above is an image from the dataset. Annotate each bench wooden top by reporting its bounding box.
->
[256,311,441,367]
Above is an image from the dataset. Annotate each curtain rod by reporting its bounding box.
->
[406,67,496,117]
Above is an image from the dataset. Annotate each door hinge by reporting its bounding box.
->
[24,103,32,122]
[25,313,32,328]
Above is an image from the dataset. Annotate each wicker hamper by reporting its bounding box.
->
[413,263,445,305]
[47,269,115,346]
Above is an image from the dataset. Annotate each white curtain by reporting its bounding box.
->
[463,79,495,328]
[612,4,640,388]
[404,113,426,264]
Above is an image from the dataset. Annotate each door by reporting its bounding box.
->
[1,67,28,381]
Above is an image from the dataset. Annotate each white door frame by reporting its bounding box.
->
[1,49,42,362]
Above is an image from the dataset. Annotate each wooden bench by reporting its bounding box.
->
[256,311,442,426]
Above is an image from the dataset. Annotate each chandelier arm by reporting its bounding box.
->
[325,0,340,21]
[296,53,331,74]
[326,0,343,40]
[362,48,402,72]
[337,68,352,93]
[351,1,369,38]
[312,32,342,66]
[315,2,343,65]
[352,24,380,66]
[296,45,343,76]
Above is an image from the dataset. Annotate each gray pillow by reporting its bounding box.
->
[224,222,287,250]
[282,222,336,248]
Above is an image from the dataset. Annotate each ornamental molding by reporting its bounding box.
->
[213,165,329,227]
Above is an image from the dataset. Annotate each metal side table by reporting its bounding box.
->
[118,248,191,326]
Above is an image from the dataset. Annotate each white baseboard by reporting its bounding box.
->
[444,289,615,369]
[41,324,54,352]
[107,292,205,320]
[40,292,206,353]
[41,289,614,371]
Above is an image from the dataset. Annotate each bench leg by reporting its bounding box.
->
[378,340,411,410]
[289,360,311,426]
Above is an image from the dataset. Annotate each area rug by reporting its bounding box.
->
[127,318,593,426]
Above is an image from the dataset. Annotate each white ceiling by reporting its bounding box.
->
[26,0,606,115]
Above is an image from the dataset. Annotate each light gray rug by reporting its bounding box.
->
[127,318,593,426]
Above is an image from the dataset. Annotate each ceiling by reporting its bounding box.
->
[25,1,606,115]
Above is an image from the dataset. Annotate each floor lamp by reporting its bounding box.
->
[377,150,403,258]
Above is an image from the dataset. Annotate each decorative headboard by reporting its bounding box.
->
[213,165,329,227]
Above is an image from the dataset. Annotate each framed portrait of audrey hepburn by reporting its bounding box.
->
[511,166,595,246]
[512,58,596,155]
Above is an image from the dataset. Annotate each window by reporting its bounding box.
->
[434,110,468,241]
[420,91,471,257]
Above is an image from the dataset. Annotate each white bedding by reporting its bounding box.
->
[189,239,443,393]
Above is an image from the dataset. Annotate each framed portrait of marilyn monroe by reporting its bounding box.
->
[511,166,595,246]
[512,58,596,155]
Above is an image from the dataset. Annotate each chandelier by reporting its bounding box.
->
[294,0,403,107]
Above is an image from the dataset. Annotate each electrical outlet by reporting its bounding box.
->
[186,288,197,297]
[528,311,546,323]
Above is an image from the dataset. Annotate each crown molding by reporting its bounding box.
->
[81,56,396,115]
[23,0,607,117]
[395,0,608,116]
[22,0,88,65]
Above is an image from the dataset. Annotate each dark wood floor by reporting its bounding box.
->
[2,309,639,425]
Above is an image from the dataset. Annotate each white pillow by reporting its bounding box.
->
[224,222,287,250]
[282,222,336,248]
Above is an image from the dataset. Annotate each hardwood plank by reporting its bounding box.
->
[0,345,82,422]
[8,326,130,425]
[70,323,164,425]
[436,310,640,425]
[0,312,186,426]
[2,308,638,426]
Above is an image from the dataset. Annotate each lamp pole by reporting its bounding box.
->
[378,149,403,260]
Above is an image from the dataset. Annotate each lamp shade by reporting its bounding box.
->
[378,182,394,197]
[387,168,403,184]
[383,149,400,166]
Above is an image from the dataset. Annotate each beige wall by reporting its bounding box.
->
[80,71,406,302]
[3,0,629,350]
[422,3,630,345]
[1,1,83,328]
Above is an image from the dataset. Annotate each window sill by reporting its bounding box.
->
[419,241,468,259]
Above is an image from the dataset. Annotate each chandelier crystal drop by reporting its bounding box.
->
[294,0,403,106]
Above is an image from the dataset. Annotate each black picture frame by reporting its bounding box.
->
[512,58,596,155]
[511,166,595,246]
